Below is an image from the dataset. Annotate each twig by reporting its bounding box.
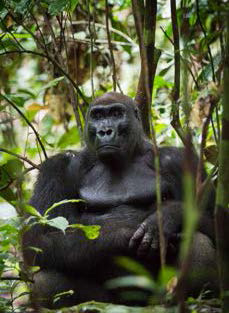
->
[71,21,137,46]
[170,0,187,147]
[30,10,48,53]
[0,276,34,283]
[160,26,174,45]
[0,148,40,169]
[105,0,117,91]
[0,94,47,160]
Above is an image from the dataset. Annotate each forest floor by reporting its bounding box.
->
[39,300,222,313]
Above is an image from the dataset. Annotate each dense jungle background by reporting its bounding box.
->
[0,0,228,312]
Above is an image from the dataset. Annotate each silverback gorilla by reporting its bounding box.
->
[22,92,218,309]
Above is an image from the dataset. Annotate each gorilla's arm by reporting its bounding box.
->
[129,147,215,257]
[22,154,140,272]
[23,217,136,272]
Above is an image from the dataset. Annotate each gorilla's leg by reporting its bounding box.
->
[182,232,218,296]
[31,270,111,309]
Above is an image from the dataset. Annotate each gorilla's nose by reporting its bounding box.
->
[98,129,113,138]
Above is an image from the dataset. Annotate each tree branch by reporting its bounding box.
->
[0,148,40,169]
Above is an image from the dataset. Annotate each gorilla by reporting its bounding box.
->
[22,92,218,309]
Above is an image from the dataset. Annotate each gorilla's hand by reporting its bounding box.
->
[128,202,182,257]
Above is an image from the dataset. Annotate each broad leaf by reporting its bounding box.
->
[70,224,101,239]
[46,216,69,233]
[57,126,80,148]
[48,0,69,16]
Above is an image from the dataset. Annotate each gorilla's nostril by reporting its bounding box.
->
[107,129,112,136]
[98,130,105,137]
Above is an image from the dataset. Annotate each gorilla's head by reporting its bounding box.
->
[84,92,144,163]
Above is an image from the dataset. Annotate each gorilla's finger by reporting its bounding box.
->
[137,233,152,256]
[129,223,145,249]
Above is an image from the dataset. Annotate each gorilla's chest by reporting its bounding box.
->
[79,161,156,209]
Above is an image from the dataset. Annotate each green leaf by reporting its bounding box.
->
[28,265,41,273]
[27,246,43,254]
[115,256,151,278]
[69,224,101,239]
[2,159,23,177]
[0,188,16,202]
[106,275,154,290]
[158,266,177,287]
[23,205,42,218]
[40,114,54,136]
[44,199,84,216]
[204,145,218,165]
[158,65,173,77]
[0,33,32,39]
[46,216,69,233]
[40,76,65,92]
[0,8,8,20]
[53,289,74,304]
[48,0,69,16]
[57,126,80,148]
[189,12,197,26]
[14,0,31,14]
[69,0,78,12]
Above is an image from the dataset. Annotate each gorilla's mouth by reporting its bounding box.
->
[97,144,119,152]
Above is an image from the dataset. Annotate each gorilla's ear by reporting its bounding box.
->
[134,108,141,121]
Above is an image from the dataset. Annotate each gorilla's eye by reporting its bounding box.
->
[110,108,123,118]
[90,109,104,120]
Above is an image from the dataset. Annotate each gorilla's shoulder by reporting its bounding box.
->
[39,148,96,178]
[159,146,185,164]
[39,150,80,174]
[141,143,185,170]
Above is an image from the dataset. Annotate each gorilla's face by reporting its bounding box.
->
[85,102,142,162]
